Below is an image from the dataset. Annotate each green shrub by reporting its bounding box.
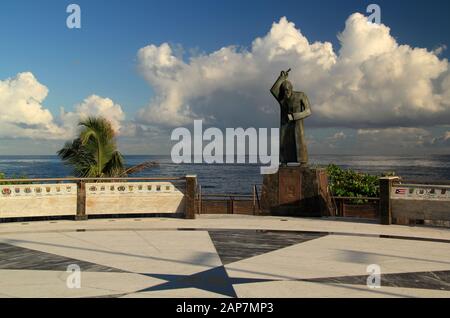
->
[326,164,393,199]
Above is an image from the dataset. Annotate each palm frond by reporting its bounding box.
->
[103,151,126,177]
[123,161,159,176]
[58,116,157,178]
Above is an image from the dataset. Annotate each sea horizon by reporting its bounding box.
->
[1,154,449,194]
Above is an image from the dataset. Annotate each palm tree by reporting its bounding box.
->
[58,116,156,177]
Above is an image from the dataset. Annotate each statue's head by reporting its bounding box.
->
[280,80,293,99]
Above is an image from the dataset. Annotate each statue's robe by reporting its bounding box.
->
[279,92,309,164]
[271,74,311,165]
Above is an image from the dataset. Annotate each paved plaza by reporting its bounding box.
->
[0,215,449,298]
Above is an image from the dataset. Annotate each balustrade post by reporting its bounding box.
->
[76,181,87,221]
[379,177,399,225]
[185,175,197,219]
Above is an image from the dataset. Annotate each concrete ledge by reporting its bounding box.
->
[86,213,185,220]
[0,215,448,241]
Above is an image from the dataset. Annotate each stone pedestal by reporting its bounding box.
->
[261,166,333,217]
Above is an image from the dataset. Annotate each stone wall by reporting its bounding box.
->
[0,177,195,221]
[85,182,185,215]
[0,183,77,218]
[390,183,450,226]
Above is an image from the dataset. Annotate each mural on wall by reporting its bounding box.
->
[0,182,183,198]
[391,185,450,201]
[86,182,184,196]
[0,183,78,218]
[0,184,76,197]
[85,182,186,215]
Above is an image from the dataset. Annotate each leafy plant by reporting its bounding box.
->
[57,116,157,178]
[326,164,394,201]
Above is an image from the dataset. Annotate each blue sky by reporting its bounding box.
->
[1,0,450,155]
[1,0,449,115]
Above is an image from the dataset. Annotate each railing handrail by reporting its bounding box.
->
[202,195,380,200]
[0,176,186,183]
[201,194,254,198]
[394,182,450,189]
[332,196,380,201]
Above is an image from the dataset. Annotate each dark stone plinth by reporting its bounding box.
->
[261,166,333,217]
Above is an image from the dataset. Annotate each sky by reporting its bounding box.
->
[0,0,450,155]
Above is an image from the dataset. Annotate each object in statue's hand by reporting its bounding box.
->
[288,114,294,121]
[280,68,291,79]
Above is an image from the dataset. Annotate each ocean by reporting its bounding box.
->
[0,155,449,194]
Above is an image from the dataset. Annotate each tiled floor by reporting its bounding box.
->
[0,216,449,298]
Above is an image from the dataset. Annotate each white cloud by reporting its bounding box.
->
[0,72,128,140]
[330,131,346,140]
[60,95,126,136]
[2,13,450,156]
[322,131,348,149]
[0,72,66,139]
[428,130,450,147]
[136,13,450,130]
[433,45,447,56]
[357,127,432,149]
[445,131,450,140]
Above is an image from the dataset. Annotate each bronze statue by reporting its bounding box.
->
[271,69,311,165]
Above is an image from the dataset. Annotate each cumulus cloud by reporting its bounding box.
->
[321,131,348,149]
[3,13,450,156]
[0,72,128,140]
[433,45,447,56]
[136,13,450,130]
[428,130,450,147]
[60,95,126,136]
[0,72,66,139]
[330,131,346,140]
[357,127,432,149]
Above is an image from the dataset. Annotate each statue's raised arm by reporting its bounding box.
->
[270,69,290,101]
